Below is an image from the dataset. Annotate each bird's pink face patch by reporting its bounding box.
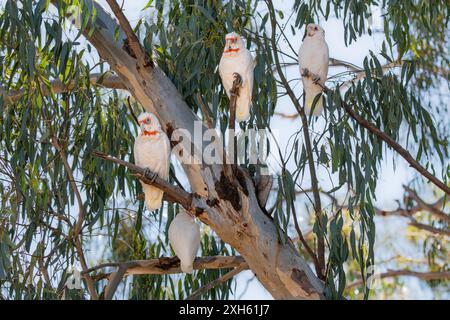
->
[224,36,240,54]
[139,116,159,136]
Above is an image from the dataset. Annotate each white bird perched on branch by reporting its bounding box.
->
[134,112,171,211]
[168,209,201,273]
[298,23,329,116]
[219,32,255,122]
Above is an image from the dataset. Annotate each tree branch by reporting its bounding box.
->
[403,186,450,223]
[302,68,450,196]
[328,58,362,72]
[105,0,152,68]
[0,73,125,105]
[83,256,247,276]
[408,220,450,237]
[225,73,242,177]
[196,93,214,129]
[51,137,98,299]
[291,197,321,276]
[376,201,449,237]
[347,270,450,289]
[274,111,299,119]
[103,265,128,300]
[92,150,195,211]
[267,0,325,278]
[340,61,401,89]
[187,262,248,300]
[86,256,247,300]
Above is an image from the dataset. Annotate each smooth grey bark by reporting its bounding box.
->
[53,0,325,299]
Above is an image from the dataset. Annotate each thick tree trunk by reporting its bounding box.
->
[56,0,324,299]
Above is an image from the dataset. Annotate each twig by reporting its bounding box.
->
[403,186,450,223]
[105,0,152,68]
[302,67,450,196]
[92,150,194,210]
[126,96,140,125]
[51,137,98,299]
[187,263,248,300]
[103,265,128,300]
[266,0,325,278]
[0,73,125,105]
[197,93,214,129]
[409,221,450,237]
[83,256,247,276]
[274,111,299,119]
[347,270,450,289]
[291,197,321,276]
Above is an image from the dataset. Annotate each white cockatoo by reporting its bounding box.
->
[134,112,171,211]
[168,209,201,274]
[298,23,329,116]
[219,32,255,122]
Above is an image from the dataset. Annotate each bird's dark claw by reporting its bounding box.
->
[312,74,321,84]
[301,68,310,77]
[144,168,158,183]
[233,72,242,86]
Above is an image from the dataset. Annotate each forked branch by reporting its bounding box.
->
[266,0,325,278]
[105,0,152,67]
[84,256,247,300]
[92,150,195,210]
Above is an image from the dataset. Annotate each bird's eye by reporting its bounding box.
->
[314,27,318,30]
[146,118,151,124]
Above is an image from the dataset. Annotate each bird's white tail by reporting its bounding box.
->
[142,184,164,211]
[236,92,251,122]
[181,261,194,274]
[236,102,250,122]
[305,92,323,116]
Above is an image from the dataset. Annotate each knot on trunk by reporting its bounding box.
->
[157,256,181,270]
[215,171,241,211]
[291,268,321,298]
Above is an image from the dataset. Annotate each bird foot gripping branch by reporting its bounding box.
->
[143,168,158,183]
[232,72,243,89]
[301,68,324,88]
[300,67,310,77]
